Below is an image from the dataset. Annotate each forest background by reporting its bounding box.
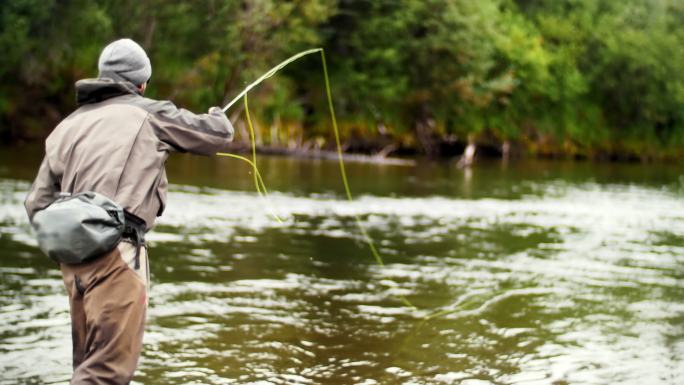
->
[2,0,684,161]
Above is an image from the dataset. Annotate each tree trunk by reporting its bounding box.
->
[457,135,476,168]
[502,139,511,161]
[288,124,300,150]
[270,114,280,146]
[375,144,398,159]
[237,120,249,145]
[415,118,440,158]
[142,15,156,50]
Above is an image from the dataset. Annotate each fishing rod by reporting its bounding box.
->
[221,48,322,112]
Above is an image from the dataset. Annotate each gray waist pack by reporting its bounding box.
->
[32,191,125,264]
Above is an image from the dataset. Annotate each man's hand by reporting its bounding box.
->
[208,106,224,115]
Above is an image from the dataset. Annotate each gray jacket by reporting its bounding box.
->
[25,77,234,229]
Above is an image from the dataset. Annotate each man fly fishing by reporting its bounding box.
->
[24,38,234,384]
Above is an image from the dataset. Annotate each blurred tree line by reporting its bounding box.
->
[1,0,683,160]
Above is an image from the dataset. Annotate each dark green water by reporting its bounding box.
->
[1,144,684,384]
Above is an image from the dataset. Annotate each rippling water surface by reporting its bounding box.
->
[1,146,683,384]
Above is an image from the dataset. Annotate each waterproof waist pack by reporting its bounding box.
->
[32,191,125,264]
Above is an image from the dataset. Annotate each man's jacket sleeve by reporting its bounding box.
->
[25,156,60,222]
[151,101,234,155]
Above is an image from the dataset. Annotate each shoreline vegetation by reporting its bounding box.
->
[3,1,684,163]
[224,115,684,164]
[222,129,677,165]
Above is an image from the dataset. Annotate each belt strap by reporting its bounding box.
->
[122,211,146,269]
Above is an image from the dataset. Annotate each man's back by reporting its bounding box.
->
[27,77,233,229]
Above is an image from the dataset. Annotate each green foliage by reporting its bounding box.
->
[1,0,683,159]
[512,0,684,155]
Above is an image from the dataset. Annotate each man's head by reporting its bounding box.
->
[98,39,151,92]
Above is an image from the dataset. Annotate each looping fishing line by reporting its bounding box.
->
[218,93,285,223]
[216,48,418,310]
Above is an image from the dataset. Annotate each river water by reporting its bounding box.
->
[1,145,683,385]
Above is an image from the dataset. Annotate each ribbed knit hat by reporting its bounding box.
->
[98,39,151,85]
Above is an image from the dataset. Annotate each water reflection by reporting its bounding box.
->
[0,155,683,384]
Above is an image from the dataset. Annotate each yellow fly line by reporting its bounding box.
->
[217,93,284,223]
[216,48,415,309]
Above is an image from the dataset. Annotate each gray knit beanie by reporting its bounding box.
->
[98,39,151,85]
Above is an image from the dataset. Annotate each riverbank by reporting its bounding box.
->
[220,133,684,165]
[6,112,684,165]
